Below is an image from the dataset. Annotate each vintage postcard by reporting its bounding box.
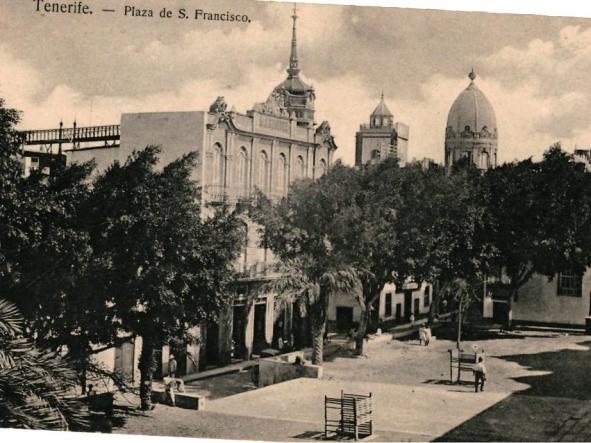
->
[2,0,591,442]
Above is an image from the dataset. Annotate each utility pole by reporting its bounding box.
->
[456,289,462,351]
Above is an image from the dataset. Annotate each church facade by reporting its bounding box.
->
[67,7,337,380]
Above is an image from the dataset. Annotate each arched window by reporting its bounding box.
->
[480,151,490,169]
[237,147,249,191]
[212,143,224,186]
[318,158,327,177]
[370,149,381,163]
[295,155,305,179]
[277,153,287,196]
[258,150,269,192]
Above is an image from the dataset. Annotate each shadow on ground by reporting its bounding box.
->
[90,404,147,433]
[433,324,529,342]
[435,340,591,441]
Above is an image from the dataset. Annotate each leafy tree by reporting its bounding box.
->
[408,161,489,323]
[324,158,404,356]
[250,168,358,365]
[0,299,90,430]
[89,146,243,409]
[483,145,591,326]
[0,98,120,393]
[325,158,487,355]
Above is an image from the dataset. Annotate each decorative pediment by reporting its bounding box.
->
[316,121,331,136]
[209,96,228,114]
[316,120,336,148]
[253,90,289,118]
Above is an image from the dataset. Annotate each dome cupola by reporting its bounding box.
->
[446,70,496,139]
[444,70,498,171]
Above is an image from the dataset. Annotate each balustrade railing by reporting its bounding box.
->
[19,124,120,151]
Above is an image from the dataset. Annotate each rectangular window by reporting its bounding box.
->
[557,272,583,297]
[385,293,392,317]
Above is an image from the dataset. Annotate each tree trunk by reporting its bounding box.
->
[311,316,325,365]
[355,307,369,356]
[240,296,255,361]
[68,338,90,394]
[427,280,441,326]
[139,335,156,411]
[505,290,515,330]
[309,290,328,365]
[355,282,382,356]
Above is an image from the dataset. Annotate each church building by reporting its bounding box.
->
[445,70,497,171]
[64,5,337,380]
[355,94,409,166]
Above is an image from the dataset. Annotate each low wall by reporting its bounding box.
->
[258,350,323,388]
[151,389,205,410]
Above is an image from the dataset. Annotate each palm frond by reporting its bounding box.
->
[0,299,23,337]
[0,299,90,431]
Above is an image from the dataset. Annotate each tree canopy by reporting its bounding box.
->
[89,146,244,409]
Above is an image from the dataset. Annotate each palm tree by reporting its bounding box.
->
[265,259,358,365]
[0,299,89,431]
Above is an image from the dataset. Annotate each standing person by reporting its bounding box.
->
[473,356,487,392]
[418,326,427,346]
[424,326,432,346]
[169,354,178,379]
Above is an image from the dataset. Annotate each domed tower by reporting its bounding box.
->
[273,4,316,127]
[355,94,409,166]
[370,94,394,129]
[445,70,497,171]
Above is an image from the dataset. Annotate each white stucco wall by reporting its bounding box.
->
[328,282,432,326]
[513,271,591,326]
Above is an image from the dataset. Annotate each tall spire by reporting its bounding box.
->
[288,3,300,78]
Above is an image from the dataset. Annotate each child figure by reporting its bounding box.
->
[473,356,487,392]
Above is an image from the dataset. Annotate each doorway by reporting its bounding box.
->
[336,306,354,333]
[404,290,413,321]
[205,321,219,367]
[232,304,246,359]
[492,301,508,324]
[253,303,267,354]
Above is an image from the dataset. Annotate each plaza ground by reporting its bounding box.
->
[113,327,591,441]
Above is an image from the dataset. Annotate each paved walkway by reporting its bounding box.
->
[206,378,510,439]
[115,330,591,441]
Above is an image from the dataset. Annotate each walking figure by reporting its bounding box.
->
[473,356,487,392]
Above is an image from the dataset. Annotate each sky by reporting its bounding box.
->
[2,0,591,165]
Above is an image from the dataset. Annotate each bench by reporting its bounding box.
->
[151,389,205,410]
[448,349,481,383]
[325,391,373,441]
